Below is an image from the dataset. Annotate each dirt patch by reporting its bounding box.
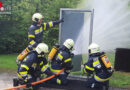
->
[0,68,16,73]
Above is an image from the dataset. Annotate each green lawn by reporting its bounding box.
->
[0,54,18,72]
[110,71,130,88]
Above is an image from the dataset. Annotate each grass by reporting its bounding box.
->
[0,54,18,72]
[110,71,130,88]
[0,54,130,88]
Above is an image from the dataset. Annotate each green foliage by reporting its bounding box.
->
[0,0,81,54]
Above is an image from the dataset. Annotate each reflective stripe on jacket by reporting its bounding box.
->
[84,52,113,82]
[51,46,73,73]
[28,22,53,48]
[17,51,49,79]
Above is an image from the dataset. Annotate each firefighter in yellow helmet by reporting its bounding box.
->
[14,43,54,90]
[83,43,114,89]
[29,13,64,48]
[49,39,75,85]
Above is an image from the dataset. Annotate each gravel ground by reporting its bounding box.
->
[0,73,129,90]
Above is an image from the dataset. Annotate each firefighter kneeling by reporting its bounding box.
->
[13,43,54,90]
[83,43,114,89]
[49,39,74,85]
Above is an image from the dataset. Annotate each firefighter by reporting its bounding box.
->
[83,43,114,90]
[50,39,74,85]
[16,13,64,64]
[28,13,64,49]
[15,43,53,90]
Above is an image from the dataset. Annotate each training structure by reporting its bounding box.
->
[59,8,94,71]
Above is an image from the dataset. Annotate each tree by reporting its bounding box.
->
[0,0,81,54]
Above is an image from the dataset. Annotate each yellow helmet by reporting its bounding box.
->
[32,13,44,23]
[63,39,74,51]
[88,43,100,54]
[35,43,49,54]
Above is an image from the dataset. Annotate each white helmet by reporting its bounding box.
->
[88,43,100,54]
[35,43,49,54]
[63,39,74,51]
[32,13,44,23]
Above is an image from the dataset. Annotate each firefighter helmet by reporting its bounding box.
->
[88,43,100,54]
[63,39,74,51]
[32,13,44,23]
[35,43,49,54]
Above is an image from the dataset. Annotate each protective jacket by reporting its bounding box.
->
[17,51,51,81]
[51,45,73,74]
[84,52,113,82]
[28,21,60,48]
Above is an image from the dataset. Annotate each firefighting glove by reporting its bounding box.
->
[53,18,64,26]
[59,18,64,23]
[107,67,114,73]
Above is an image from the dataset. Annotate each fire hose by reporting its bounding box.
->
[3,68,64,90]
